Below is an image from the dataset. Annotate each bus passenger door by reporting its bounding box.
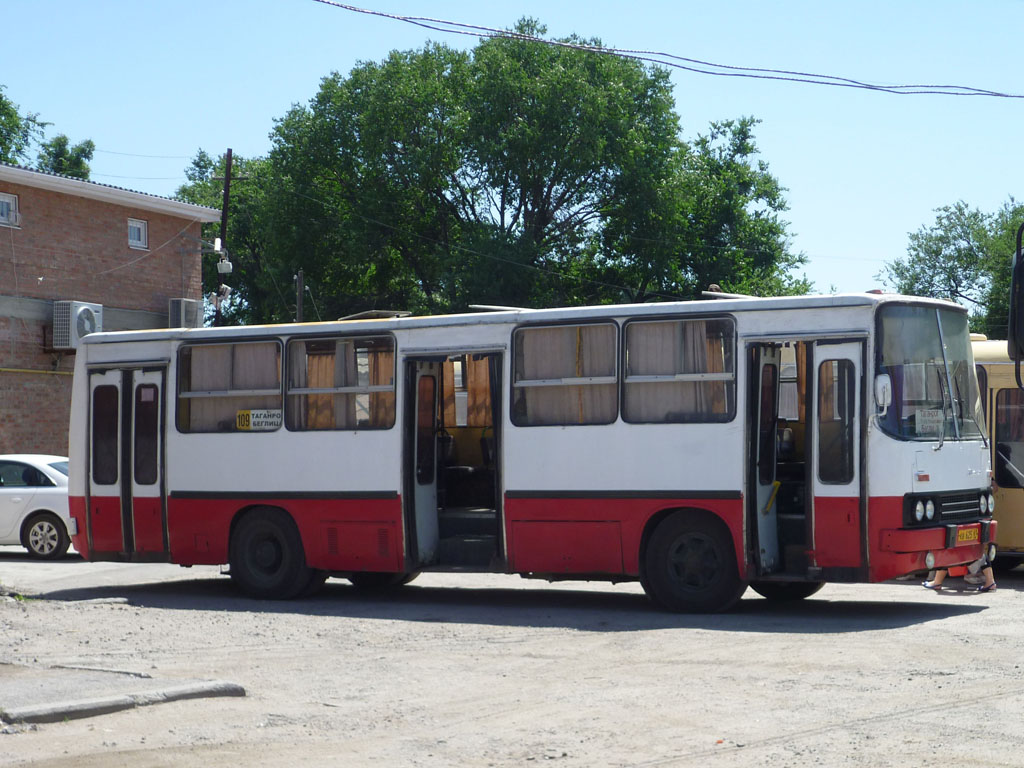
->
[406,361,441,564]
[87,367,168,560]
[750,344,781,572]
[809,341,863,569]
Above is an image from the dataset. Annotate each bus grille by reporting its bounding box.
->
[938,492,983,522]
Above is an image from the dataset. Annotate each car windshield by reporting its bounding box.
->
[876,305,986,441]
[48,460,69,476]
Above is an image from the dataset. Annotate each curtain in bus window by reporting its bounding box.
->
[624,319,733,423]
[186,344,233,432]
[286,342,308,429]
[367,343,395,427]
[513,324,616,426]
[332,340,358,429]
[995,388,1024,488]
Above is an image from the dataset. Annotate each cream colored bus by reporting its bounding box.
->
[973,337,1024,572]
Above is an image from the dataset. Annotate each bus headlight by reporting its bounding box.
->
[987,493,996,515]
[914,500,925,522]
[925,552,936,569]
[925,500,936,521]
[988,543,998,561]
[980,494,988,514]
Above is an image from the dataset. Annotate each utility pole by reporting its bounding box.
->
[212,148,234,327]
[296,269,305,323]
[219,148,233,247]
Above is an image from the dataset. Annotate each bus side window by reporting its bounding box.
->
[818,359,855,484]
[995,388,1024,488]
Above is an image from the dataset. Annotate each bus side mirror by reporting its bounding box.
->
[874,374,892,417]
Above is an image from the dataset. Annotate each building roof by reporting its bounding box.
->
[0,162,221,222]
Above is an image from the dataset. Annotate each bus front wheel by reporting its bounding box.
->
[642,512,746,613]
[229,508,312,599]
[749,580,825,601]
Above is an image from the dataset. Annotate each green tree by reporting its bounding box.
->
[36,134,95,179]
[198,20,807,322]
[882,198,1024,337]
[0,85,47,163]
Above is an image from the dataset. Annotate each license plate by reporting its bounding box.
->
[957,527,980,544]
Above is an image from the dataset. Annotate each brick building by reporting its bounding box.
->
[0,163,221,455]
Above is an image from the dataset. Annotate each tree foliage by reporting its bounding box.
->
[0,85,47,164]
[36,134,95,179]
[178,20,807,323]
[1,85,93,179]
[882,198,1024,337]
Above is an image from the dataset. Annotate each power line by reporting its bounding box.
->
[94,149,191,159]
[312,1,1024,99]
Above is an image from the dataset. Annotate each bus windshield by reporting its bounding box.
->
[877,305,986,441]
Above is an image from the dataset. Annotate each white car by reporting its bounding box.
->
[0,454,75,559]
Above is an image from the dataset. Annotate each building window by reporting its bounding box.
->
[623,317,735,423]
[0,193,19,227]
[512,322,618,426]
[128,218,148,249]
[176,341,283,433]
[285,335,396,430]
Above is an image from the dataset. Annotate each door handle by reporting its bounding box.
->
[10,497,23,503]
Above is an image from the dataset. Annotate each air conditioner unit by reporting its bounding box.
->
[169,298,203,328]
[3,211,21,227]
[52,300,103,349]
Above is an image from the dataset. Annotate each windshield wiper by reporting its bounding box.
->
[934,367,947,451]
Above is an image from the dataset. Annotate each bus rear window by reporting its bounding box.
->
[176,341,282,433]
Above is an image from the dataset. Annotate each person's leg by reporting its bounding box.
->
[978,565,997,592]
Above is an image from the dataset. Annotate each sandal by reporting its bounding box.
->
[922,581,942,590]
[976,583,997,593]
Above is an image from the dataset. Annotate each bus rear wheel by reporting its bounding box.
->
[642,512,746,613]
[229,508,312,599]
[749,580,825,601]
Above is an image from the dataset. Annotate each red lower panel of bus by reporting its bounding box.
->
[503,495,744,576]
[811,496,861,567]
[88,495,124,554]
[132,496,165,555]
[166,495,404,572]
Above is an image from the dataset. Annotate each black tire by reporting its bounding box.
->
[23,513,70,560]
[348,571,420,590]
[229,508,311,599]
[749,580,825,601]
[642,512,747,613]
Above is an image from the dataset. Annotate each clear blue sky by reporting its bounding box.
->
[5,0,1023,294]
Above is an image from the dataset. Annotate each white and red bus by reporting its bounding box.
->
[67,293,996,611]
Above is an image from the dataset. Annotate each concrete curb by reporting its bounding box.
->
[0,680,245,724]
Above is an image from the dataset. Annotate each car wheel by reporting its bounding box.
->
[229,508,311,599]
[23,513,70,560]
